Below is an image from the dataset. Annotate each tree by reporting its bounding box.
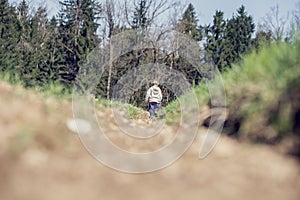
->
[176,3,202,41]
[43,16,63,83]
[100,0,172,99]
[291,1,300,34]
[0,0,19,74]
[259,4,289,41]
[225,5,255,64]
[204,10,227,71]
[252,30,272,50]
[125,0,172,29]
[293,2,300,30]
[16,0,33,86]
[101,0,124,99]
[204,6,255,71]
[234,6,255,55]
[57,0,101,86]
[1,0,62,86]
[27,6,59,86]
[103,0,117,38]
[132,0,149,30]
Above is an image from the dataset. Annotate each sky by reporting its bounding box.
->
[8,0,300,27]
[190,0,299,25]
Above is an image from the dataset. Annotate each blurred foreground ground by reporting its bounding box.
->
[0,82,299,200]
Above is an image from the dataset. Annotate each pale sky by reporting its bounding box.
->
[190,0,299,25]
[9,0,300,29]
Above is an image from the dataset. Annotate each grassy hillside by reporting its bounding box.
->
[165,38,300,155]
[223,39,300,141]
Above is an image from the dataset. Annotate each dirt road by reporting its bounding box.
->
[0,82,299,200]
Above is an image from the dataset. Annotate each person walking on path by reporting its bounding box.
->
[145,81,162,119]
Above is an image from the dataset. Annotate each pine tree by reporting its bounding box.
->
[169,3,203,85]
[16,0,33,86]
[0,0,16,72]
[132,0,149,30]
[57,0,101,86]
[0,0,19,74]
[176,3,202,41]
[204,6,255,71]
[223,6,255,67]
[223,18,237,66]
[232,5,255,58]
[204,10,227,71]
[28,6,56,86]
[44,16,63,82]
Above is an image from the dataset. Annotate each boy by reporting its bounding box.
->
[145,81,162,119]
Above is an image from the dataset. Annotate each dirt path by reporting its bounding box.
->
[0,82,299,200]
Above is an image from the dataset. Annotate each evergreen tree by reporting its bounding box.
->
[16,0,33,86]
[223,17,237,66]
[204,6,255,71]
[204,10,227,71]
[28,6,56,86]
[57,0,101,86]
[132,0,149,30]
[176,3,202,41]
[44,16,63,82]
[231,5,255,59]
[0,0,19,73]
[169,3,203,85]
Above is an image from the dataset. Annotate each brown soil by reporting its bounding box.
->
[0,82,299,200]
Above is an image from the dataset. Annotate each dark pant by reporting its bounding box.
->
[149,102,160,118]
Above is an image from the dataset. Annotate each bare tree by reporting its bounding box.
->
[292,1,300,31]
[124,0,177,29]
[98,0,190,101]
[259,4,289,41]
[105,0,115,38]
[100,0,127,99]
[167,1,186,28]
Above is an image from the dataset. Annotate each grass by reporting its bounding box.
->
[0,70,23,86]
[164,37,300,142]
[0,70,72,99]
[95,98,148,120]
[164,99,181,125]
[35,83,72,99]
[225,39,300,137]
[164,81,211,125]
